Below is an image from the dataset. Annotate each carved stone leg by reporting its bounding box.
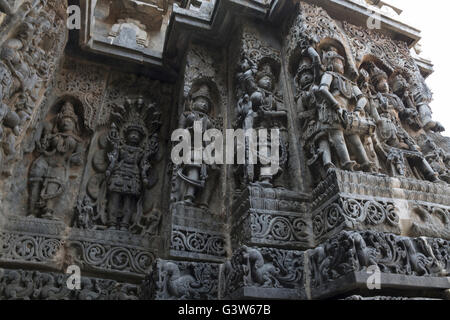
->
[419,158,439,182]
[328,130,355,171]
[318,138,334,171]
[107,192,121,229]
[28,181,42,217]
[346,134,375,172]
[121,195,136,231]
[184,166,200,204]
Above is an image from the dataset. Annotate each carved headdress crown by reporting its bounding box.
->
[256,62,276,82]
[111,96,161,141]
[322,46,345,68]
[58,101,78,125]
[191,84,213,105]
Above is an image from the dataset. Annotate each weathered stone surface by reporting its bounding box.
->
[0,0,449,301]
[141,259,220,300]
[0,268,140,300]
[220,245,306,300]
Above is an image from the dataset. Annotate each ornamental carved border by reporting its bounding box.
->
[312,195,400,244]
[142,259,220,300]
[0,216,156,279]
[0,269,140,300]
[220,246,304,299]
[308,230,450,288]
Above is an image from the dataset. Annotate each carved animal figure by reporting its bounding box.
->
[38,273,69,300]
[77,278,100,300]
[162,262,201,299]
[241,246,280,287]
[4,271,34,300]
[348,232,377,269]
[400,238,432,276]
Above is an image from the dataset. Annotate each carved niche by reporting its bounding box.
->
[78,96,162,233]
[27,98,88,222]
[234,23,289,191]
[170,44,225,211]
[168,44,227,262]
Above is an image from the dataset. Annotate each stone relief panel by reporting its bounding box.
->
[27,99,89,222]
[220,245,305,300]
[0,0,449,302]
[231,185,311,250]
[75,71,172,240]
[0,268,140,300]
[285,2,449,188]
[141,259,219,300]
[232,23,290,191]
[0,56,170,280]
[307,230,450,288]
[0,0,67,176]
[168,44,228,262]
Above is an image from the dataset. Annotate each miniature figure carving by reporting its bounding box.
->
[389,73,422,131]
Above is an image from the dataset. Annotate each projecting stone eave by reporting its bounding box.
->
[163,0,273,68]
[300,0,422,47]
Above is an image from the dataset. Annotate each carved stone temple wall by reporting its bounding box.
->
[0,0,449,300]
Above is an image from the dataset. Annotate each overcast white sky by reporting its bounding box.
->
[389,0,450,133]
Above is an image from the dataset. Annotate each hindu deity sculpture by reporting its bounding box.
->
[317,45,376,173]
[296,49,336,176]
[367,64,439,182]
[176,84,219,208]
[413,91,445,133]
[236,58,288,187]
[28,101,84,219]
[103,97,161,231]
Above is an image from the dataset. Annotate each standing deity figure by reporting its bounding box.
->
[176,84,219,208]
[28,101,83,219]
[367,65,439,182]
[237,60,287,186]
[104,98,160,231]
[317,46,376,172]
[296,49,336,175]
